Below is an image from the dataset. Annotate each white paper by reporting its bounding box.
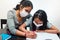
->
[26,32,60,40]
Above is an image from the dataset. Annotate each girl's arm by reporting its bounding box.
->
[45,25,60,34]
[36,22,60,34]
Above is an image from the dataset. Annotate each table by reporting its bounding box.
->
[26,32,60,40]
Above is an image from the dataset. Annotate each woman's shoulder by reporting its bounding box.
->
[7,9,15,16]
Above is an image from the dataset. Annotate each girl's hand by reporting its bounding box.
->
[36,30,45,32]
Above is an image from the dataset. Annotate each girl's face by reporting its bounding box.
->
[34,18,43,24]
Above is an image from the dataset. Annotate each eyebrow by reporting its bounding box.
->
[25,10,30,13]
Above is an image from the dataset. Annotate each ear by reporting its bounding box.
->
[20,5,24,10]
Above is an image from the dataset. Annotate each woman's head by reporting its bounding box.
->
[14,0,33,17]
[32,10,48,31]
[14,0,33,13]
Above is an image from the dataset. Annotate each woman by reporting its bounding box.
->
[19,10,60,34]
[7,0,36,40]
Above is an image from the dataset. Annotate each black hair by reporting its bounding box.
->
[14,0,33,10]
[31,10,49,31]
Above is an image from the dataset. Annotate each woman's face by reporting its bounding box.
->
[21,6,32,13]
[20,6,32,17]
[34,18,43,24]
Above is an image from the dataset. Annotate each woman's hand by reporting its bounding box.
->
[25,31,37,39]
[0,36,2,40]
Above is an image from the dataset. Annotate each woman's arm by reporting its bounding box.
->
[16,30,26,36]
[19,23,37,38]
[19,17,37,38]
[19,17,32,32]
[7,11,25,36]
[19,23,28,32]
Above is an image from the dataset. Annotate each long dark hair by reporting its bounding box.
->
[31,10,49,31]
[14,0,33,10]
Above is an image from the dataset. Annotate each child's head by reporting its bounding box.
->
[32,10,48,31]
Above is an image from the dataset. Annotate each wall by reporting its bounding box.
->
[0,0,60,29]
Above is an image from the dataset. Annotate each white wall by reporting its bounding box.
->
[0,20,1,29]
[0,0,60,29]
[0,0,21,19]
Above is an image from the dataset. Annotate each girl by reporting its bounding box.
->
[19,10,60,35]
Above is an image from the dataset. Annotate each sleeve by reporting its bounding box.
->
[29,14,32,17]
[25,17,32,26]
[7,11,17,34]
[47,22,53,28]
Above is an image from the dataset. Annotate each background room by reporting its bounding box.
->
[0,0,60,30]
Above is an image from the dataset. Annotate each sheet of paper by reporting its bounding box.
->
[26,32,60,40]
